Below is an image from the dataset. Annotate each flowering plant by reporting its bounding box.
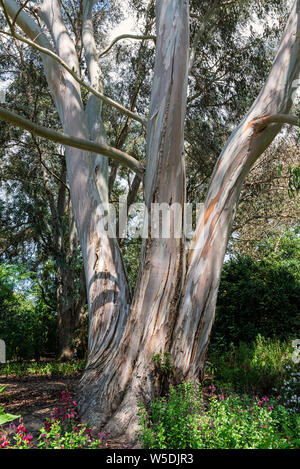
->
[0,390,108,449]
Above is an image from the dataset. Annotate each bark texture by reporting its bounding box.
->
[171,0,300,380]
[77,0,189,439]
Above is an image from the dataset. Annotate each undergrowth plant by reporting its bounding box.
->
[138,382,300,449]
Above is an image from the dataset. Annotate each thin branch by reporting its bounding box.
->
[98,34,156,58]
[0,29,147,127]
[0,0,13,33]
[0,105,145,176]
[253,114,300,129]
[31,134,70,193]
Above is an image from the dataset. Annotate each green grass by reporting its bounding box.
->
[0,360,86,378]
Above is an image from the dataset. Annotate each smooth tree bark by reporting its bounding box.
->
[1,0,300,442]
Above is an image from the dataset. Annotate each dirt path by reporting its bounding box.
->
[0,374,133,449]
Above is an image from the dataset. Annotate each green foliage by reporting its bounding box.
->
[152,351,176,398]
[213,233,300,347]
[0,360,85,378]
[0,263,57,360]
[0,296,57,360]
[138,382,204,449]
[0,390,107,449]
[37,420,103,450]
[138,382,300,449]
[152,351,175,377]
[207,335,297,396]
[0,385,20,426]
[288,166,300,198]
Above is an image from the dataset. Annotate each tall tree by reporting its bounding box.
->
[0,0,300,441]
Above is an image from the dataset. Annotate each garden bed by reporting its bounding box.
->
[0,371,132,449]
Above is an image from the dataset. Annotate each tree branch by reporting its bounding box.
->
[0,106,145,176]
[0,28,147,127]
[251,114,300,129]
[98,34,156,59]
[11,0,31,28]
[1,0,62,104]
[31,134,70,193]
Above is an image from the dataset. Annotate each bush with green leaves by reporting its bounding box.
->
[138,382,204,449]
[213,241,300,347]
[207,335,297,396]
[0,390,108,449]
[0,263,57,360]
[0,385,19,427]
[275,365,300,413]
[138,382,300,449]
[0,359,85,378]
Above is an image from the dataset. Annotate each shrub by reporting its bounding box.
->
[138,382,204,449]
[207,335,297,395]
[0,359,86,378]
[138,382,300,449]
[0,263,57,360]
[213,253,300,347]
[0,390,108,449]
[0,385,20,427]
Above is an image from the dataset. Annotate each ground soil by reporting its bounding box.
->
[0,373,134,449]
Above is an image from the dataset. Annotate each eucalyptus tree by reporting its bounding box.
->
[0,0,300,441]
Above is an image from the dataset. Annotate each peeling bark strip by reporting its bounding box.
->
[171,0,300,381]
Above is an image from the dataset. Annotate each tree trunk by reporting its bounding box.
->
[78,0,300,440]
[78,0,189,439]
[171,0,300,380]
[57,262,75,360]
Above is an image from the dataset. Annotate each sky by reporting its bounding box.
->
[108,0,138,40]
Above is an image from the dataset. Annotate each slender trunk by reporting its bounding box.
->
[57,261,75,360]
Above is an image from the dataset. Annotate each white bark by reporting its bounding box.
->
[78,0,189,439]
[2,0,132,381]
[171,0,300,380]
